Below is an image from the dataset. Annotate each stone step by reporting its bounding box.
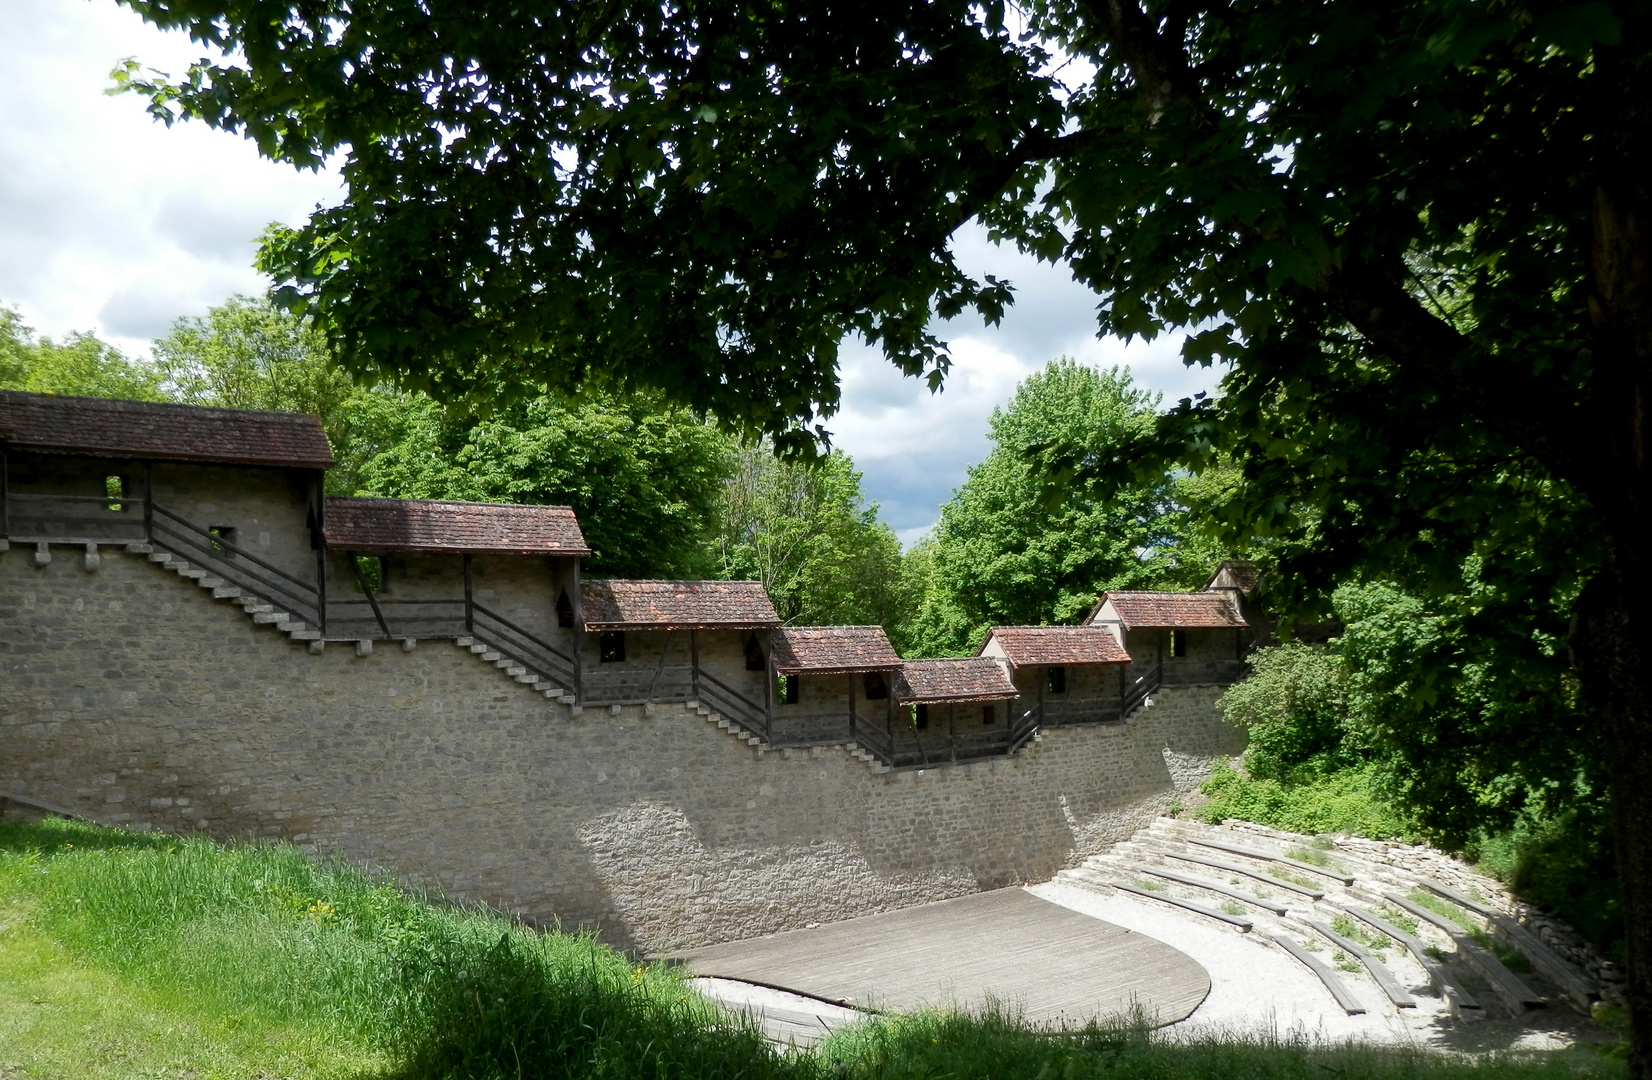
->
[276,620,307,632]
[481,651,501,662]
[252,611,290,624]
[288,629,322,641]
[197,576,226,589]
[147,552,175,564]
[469,644,489,655]
[124,542,153,554]
[455,636,475,647]
[178,567,207,580]
[514,673,536,684]
[212,585,242,599]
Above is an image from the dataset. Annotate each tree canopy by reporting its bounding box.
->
[717,443,909,627]
[1,304,164,401]
[901,360,1232,655]
[105,0,1652,1065]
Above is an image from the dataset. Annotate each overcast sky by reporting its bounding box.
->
[1,0,1221,543]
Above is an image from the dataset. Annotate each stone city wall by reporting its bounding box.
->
[0,544,1245,952]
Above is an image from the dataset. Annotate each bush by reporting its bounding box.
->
[1217,642,1357,781]
[1196,761,1418,840]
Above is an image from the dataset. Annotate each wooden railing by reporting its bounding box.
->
[1123,662,1162,717]
[470,601,577,695]
[696,669,770,742]
[1008,702,1042,753]
[149,503,324,626]
[2,491,149,543]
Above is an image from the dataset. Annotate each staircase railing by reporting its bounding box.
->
[851,710,896,764]
[470,601,577,695]
[1122,662,1162,718]
[148,503,323,626]
[696,669,770,743]
[1008,702,1042,753]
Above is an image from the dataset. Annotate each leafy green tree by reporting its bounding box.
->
[153,294,386,491]
[1217,642,1355,783]
[113,1,1652,1064]
[1,303,163,401]
[906,360,1225,655]
[718,443,910,627]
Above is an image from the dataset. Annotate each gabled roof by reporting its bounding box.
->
[582,580,780,631]
[895,658,1019,704]
[771,626,902,675]
[978,626,1131,667]
[1092,591,1248,631]
[0,391,334,469]
[324,497,589,555]
[1203,560,1261,594]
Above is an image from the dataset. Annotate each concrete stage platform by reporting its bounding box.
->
[676,887,1210,1038]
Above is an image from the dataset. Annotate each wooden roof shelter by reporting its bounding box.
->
[772,626,902,675]
[978,626,1131,668]
[581,580,781,631]
[324,496,589,555]
[0,390,335,469]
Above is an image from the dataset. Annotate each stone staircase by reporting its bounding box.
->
[121,542,573,704]
[1056,816,1598,1022]
[454,636,577,704]
[130,542,324,646]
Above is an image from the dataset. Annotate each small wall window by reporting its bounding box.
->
[982,704,996,725]
[863,671,889,700]
[556,590,575,628]
[104,475,128,512]
[1047,666,1067,695]
[209,526,238,558]
[744,633,766,672]
[781,674,799,704]
[914,704,930,730]
[599,631,626,663]
[1169,629,1188,658]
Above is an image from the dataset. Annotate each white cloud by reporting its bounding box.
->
[830,225,1223,535]
[0,0,339,356]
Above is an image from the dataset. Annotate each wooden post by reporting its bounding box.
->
[463,554,474,633]
[762,632,773,742]
[0,450,8,540]
[571,557,583,702]
[949,703,958,763]
[848,672,857,742]
[1118,661,1126,715]
[1037,665,1044,726]
[141,461,153,542]
[690,628,700,702]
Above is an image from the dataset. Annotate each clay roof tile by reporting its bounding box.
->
[581,579,779,630]
[895,657,1019,704]
[1096,591,1248,630]
[979,626,1131,667]
[0,391,335,469]
[771,626,902,674]
[323,497,589,555]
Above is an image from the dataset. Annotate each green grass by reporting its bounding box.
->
[1331,913,1392,955]
[0,817,1626,1080]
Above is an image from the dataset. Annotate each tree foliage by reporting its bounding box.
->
[1,304,163,401]
[902,360,1231,655]
[717,443,910,627]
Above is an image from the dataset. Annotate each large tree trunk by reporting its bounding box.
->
[1573,572,1652,1077]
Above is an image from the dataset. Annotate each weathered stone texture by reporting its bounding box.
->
[1,546,1244,952]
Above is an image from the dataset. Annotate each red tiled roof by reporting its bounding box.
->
[979,626,1131,667]
[895,658,1019,704]
[324,497,589,555]
[772,626,902,674]
[1094,591,1248,630]
[1203,560,1261,594]
[582,580,780,631]
[0,391,334,469]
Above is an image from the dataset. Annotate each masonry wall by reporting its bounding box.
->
[0,544,1244,953]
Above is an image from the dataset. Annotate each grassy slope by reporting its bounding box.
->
[0,816,1625,1080]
